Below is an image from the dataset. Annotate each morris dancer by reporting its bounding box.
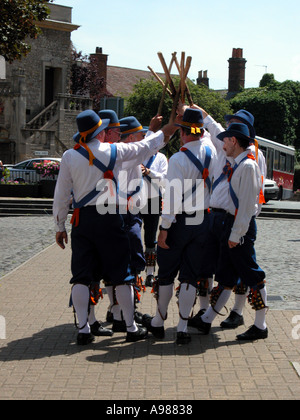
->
[142,108,217,345]
[53,109,177,345]
[195,123,268,341]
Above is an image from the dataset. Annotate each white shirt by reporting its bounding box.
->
[228,151,262,243]
[53,130,165,232]
[204,115,234,211]
[248,144,267,216]
[118,164,147,211]
[142,152,168,199]
[204,115,266,216]
[161,137,217,229]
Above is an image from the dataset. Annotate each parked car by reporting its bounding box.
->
[4,158,61,183]
[264,178,279,202]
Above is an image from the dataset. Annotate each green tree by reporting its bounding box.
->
[231,77,300,149]
[0,0,53,63]
[125,78,232,157]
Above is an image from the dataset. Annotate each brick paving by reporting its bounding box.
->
[0,241,299,400]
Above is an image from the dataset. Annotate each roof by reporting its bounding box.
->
[107,65,172,98]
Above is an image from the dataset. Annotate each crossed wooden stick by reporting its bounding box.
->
[148,51,194,122]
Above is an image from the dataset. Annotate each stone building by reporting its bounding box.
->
[0,2,247,165]
[0,4,92,164]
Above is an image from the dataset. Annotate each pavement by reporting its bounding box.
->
[0,211,300,400]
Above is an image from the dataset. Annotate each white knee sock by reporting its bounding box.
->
[115,285,137,333]
[88,305,97,325]
[146,266,155,276]
[177,284,197,333]
[72,284,90,334]
[254,287,268,330]
[106,285,122,321]
[201,289,232,324]
[232,288,249,316]
[152,284,173,328]
[106,285,114,309]
[199,277,214,311]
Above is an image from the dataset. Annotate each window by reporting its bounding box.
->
[280,153,286,172]
[286,154,294,173]
[266,148,274,179]
[260,146,267,159]
[14,162,28,169]
[274,150,280,170]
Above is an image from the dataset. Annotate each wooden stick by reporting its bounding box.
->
[180,52,186,103]
[169,84,182,123]
[157,52,177,96]
[173,54,193,106]
[147,66,173,98]
[157,53,176,115]
[183,56,194,106]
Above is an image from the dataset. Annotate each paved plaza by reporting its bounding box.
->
[0,214,299,400]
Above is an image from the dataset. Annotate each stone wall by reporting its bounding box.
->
[7,28,71,120]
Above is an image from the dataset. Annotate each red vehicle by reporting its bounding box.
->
[257,136,295,200]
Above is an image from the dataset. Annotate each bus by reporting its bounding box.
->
[256,136,295,200]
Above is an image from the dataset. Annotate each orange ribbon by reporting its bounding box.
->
[259,176,266,204]
[77,120,103,165]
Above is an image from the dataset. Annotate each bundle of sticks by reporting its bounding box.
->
[148,51,194,122]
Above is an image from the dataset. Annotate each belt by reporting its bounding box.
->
[210,207,227,214]
[182,209,210,217]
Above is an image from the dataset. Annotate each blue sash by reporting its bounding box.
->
[180,145,212,192]
[229,155,251,215]
[212,160,232,192]
[73,143,118,209]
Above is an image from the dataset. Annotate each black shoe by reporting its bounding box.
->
[142,314,165,339]
[134,311,143,325]
[176,332,191,345]
[106,310,114,323]
[191,316,211,335]
[145,274,155,288]
[126,326,148,342]
[90,321,114,337]
[236,325,268,341]
[112,319,127,332]
[220,311,244,329]
[187,309,206,328]
[77,332,95,346]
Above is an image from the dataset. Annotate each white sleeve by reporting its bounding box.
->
[53,153,73,232]
[118,131,165,169]
[229,165,262,243]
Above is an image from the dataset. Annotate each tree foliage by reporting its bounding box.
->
[70,48,113,110]
[231,75,300,149]
[124,78,233,157]
[0,0,53,63]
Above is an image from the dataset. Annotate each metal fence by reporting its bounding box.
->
[2,168,58,184]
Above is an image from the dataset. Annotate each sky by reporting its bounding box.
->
[53,0,300,90]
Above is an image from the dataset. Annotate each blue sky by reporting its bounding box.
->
[53,0,300,90]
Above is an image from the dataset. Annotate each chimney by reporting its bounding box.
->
[197,70,209,88]
[228,48,247,93]
[90,47,108,94]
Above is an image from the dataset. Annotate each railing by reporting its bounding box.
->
[57,93,92,112]
[3,168,59,184]
[20,93,93,156]
[26,101,58,130]
[0,81,12,96]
